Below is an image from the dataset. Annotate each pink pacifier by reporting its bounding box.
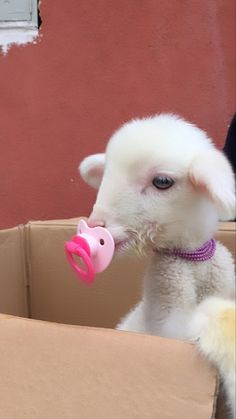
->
[65,219,115,284]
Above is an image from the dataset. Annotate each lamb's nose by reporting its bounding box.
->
[87,219,105,228]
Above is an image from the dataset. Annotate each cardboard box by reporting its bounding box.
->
[0,220,235,418]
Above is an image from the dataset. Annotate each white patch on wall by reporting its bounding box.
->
[0,0,40,54]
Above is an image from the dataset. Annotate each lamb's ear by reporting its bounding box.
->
[189,149,235,220]
[79,153,105,189]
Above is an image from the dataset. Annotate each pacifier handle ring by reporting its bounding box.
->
[65,242,95,284]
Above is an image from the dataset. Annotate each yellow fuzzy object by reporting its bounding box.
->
[189,297,236,418]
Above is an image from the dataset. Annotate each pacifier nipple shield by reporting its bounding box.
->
[65,219,115,284]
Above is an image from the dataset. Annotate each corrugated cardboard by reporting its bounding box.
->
[0,220,235,418]
[0,226,28,317]
[1,220,234,328]
[0,316,217,419]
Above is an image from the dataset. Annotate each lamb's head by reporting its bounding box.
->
[79,114,235,254]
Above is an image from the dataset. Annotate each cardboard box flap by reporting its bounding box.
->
[0,226,28,317]
[0,316,217,419]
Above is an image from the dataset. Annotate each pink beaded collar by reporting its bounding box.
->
[160,239,216,262]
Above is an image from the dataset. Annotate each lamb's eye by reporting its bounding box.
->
[152,176,174,190]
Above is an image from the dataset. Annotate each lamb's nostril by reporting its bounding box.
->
[88,219,105,228]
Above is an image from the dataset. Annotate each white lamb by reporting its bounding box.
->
[79,114,235,339]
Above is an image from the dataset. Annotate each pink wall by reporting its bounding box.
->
[0,0,235,229]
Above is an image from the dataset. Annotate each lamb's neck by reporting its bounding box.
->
[142,249,204,310]
[153,228,217,251]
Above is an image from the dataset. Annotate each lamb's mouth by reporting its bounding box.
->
[115,233,155,256]
[114,238,133,253]
[115,237,147,255]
